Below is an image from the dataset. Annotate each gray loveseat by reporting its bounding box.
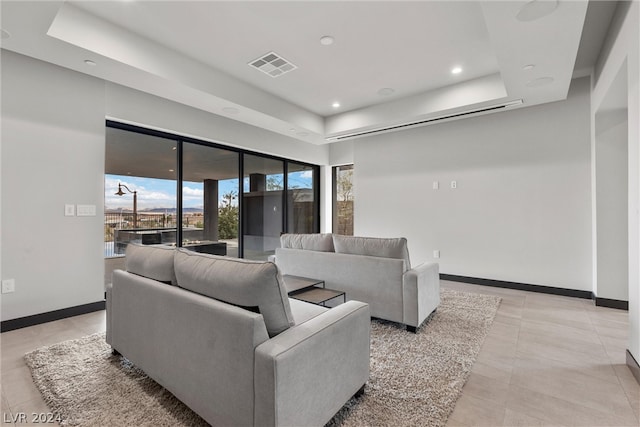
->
[106,244,370,427]
[273,234,439,332]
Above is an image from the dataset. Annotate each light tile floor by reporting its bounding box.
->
[0,281,638,426]
[444,281,639,427]
[1,311,107,426]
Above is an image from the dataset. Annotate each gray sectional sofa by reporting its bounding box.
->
[273,234,440,332]
[106,244,370,427]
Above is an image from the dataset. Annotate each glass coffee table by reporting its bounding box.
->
[283,275,346,306]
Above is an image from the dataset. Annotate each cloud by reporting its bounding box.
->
[182,186,204,197]
[300,170,313,179]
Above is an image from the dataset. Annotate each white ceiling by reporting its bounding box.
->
[0,1,616,145]
[73,1,500,116]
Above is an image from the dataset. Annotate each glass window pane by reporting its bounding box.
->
[243,154,284,260]
[104,127,178,257]
[287,162,317,233]
[333,164,354,235]
[182,142,240,257]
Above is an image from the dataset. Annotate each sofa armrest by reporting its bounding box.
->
[402,262,440,328]
[254,301,370,427]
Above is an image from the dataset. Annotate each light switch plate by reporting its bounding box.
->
[65,204,75,216]
[77,204,96,216]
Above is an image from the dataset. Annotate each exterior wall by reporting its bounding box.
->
[353,77,592,291]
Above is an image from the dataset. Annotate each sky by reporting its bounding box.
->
[105,171,312,211]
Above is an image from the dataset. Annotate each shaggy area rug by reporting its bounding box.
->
[24,289,500,426]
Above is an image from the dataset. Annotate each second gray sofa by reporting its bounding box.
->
[273,233,440,332]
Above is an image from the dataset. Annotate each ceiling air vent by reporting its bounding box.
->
[249,51,297,78]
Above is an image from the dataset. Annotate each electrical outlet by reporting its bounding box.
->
[451,181,457,189]
[2,279,15,294]
[433,250,440,259]
[432,181,439,190]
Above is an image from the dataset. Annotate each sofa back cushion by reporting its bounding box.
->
[125,243,177,285]
[332,235,411,271]
[174,249,294,337]
[280,233,335,252]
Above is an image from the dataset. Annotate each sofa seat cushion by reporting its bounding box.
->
[288,298,329,325]
[280,233,335,252]
[125,243,177,285]
[332,235,411,271]
[174,249,294,337]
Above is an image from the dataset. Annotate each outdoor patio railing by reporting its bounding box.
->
[104,212,178,257]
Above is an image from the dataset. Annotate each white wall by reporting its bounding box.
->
[353,77,592,291]
[320,166,333,233]
[1,51,106,320]
[328,140,354,167]
[591,0,640,367]
[1,51,329,321]
[105,83,328,166]
[595,115,628,301]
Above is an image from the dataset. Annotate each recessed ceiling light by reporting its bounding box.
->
[222,107,240,114]
[332,102,340,108]
[320,36,334,46]
[523,64,536,71]
[526,77,554,87]
[169,169,174,172]
[0,29,10,39]
[377,88,395,97]
[451,67,462,75]
[84,59,97,66]
[516,0,558,22]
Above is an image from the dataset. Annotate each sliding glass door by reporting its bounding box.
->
[104,127,178,257]
[287,162,318,233]
[105,122,320,263]
[182,142,240,257]
[242,154,284,260]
